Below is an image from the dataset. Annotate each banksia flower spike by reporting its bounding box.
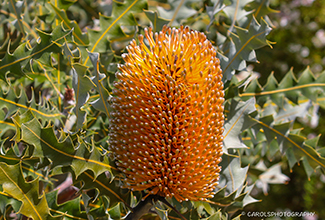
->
[109,26,224,202]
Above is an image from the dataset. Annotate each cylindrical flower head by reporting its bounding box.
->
[109,26,224,202]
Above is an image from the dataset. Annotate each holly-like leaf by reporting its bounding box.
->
[220,18,272,80]
[71,63,94,130]
[206,0,226,30]
[46,190,88,219]
[84,0,148,65]
[88,52,111,116]
[223,98,257,150]
[15,110,112,179]
[0,84,62,126]
[241,67,325,109]
[0,25,73,80]
[50,4,89,46]
[0,162,55,220]
[8,0,25,37]
[223,0,254,31]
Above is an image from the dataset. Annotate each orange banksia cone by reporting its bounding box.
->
[109,26,224,202]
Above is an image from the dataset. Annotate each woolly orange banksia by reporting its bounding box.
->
[109,26,224,202]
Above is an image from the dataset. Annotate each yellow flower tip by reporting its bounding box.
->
[109,25,224,202]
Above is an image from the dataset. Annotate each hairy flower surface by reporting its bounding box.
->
[109,26,224,202]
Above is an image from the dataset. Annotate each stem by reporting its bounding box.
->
[125,195,154,220]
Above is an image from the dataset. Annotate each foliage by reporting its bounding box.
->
[0,0,324,219]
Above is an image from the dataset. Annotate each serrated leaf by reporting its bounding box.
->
[0,25,73,80]
[256,164,289,194]
[50,4,89,46]
[84,0,148,65]
[223,0,254,31]
[71,64,94,130]
[0,162,54,220]
[46,190,88,219]
[206,1,226,30]
[223,98,257,150]
[218,155,248,194]
[241,67,325,109]
[75,171,129,209]
[251,116,325,177]
[15,110,112,179]
[0,84,62,126]
[8,0,25,37]
[0,192,22,217]
[246,0,279,21]
[88,52,111,116]
[220,18,272,80]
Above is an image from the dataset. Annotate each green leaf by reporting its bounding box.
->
[209,154,257,212]
[206,1,226,30]
[0,25,73,80]
[84,0,148,65]
[250,116,325,177]
[144,10,170,33]
[219,155,248,194]
[241,67,325,109]
[156,0,198,26]
[8,0,25,37]
[0,84,62,126]
[0,162,54,220]
[223,98,257,150]
[46,190,88,219]
[71,63,94,130]
[74,171,129,209]
[256,163,289,194]
[16,110,112,179]
[246,0,279,21]
[88,52,111,116]
[50,4,89,46]
[223,0,254,31]
[220,18,272,80]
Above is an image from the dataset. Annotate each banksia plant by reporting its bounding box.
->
[109,26,225,202]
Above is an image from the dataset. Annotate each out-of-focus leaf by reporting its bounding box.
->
[206,1,226,30]
[223,0,254,32]
[245,0,279,22]
[256,163,290,194]
[157,0,199,26]
[250,115,325,178]
[50,4,89,46]
[144,10,170,32]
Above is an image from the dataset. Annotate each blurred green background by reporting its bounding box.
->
[243,1,325,219]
